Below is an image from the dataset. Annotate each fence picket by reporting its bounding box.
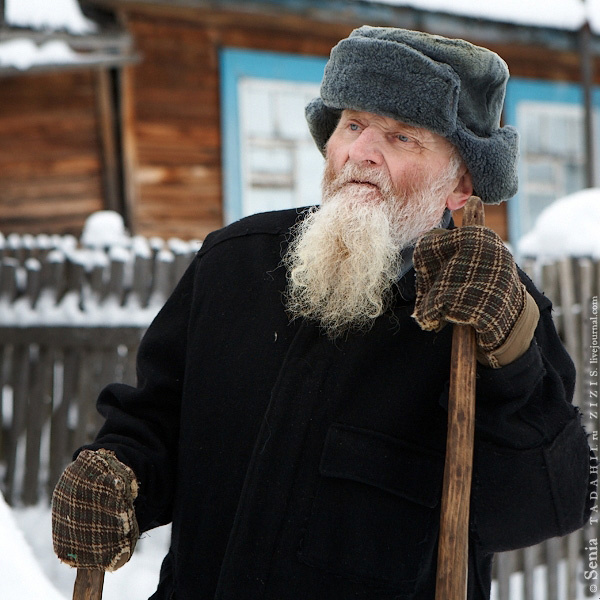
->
[4,345,30,504]
[48,348,77,496]
[522,546,537,600]
[546,537,562,600]
[23,344,53,506]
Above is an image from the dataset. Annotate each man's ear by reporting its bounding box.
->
[445,170,474,211]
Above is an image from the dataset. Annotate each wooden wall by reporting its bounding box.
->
[0,70,105,236]
[123,5,562,240]
[123,7,356,240]
[1,3,595,241]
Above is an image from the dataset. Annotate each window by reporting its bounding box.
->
[517,101,586,236]
[220,48,327,224]
[504,78,600,244]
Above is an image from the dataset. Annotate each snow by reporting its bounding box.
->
[517,188,600,258]
[366,0,600,32]
[1,0,99,71]
[0,493,65,600]
[0,492,590,600]
[1,491,171,600]
[5,0,97,34]
[0,38,91,71]
[81,211,131,248]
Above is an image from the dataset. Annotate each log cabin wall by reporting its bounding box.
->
[0,70,106,236]
[121,6,356,240]
[118,3,592,241]
[1,1,597,241]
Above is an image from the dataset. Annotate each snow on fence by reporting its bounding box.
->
[0,231,200,508]
[0,233,598,599]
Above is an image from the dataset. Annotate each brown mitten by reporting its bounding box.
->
[412,225,528,368]
[51,449,139,571]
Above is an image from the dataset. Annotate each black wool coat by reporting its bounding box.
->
[84,208,592,600]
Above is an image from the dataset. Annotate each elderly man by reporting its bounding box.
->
[52,27,591,600]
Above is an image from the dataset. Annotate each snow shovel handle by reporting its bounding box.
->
[435,197,484,600]
[73,569,104,600]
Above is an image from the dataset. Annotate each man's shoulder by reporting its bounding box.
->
[198,207,311,255]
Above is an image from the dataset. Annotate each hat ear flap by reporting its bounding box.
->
[305,98,341,157]
[450,125,519,205]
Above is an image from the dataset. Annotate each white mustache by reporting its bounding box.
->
[328,164,394,196]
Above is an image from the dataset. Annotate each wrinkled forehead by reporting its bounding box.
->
[338,109,457,152]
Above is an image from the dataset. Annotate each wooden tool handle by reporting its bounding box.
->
[434,197,484,600]
[73,569,104,600]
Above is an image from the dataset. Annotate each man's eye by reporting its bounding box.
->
[397,134,411,142]
[349,123,360,131]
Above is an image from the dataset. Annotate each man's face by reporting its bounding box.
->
[325,110,465,210]
[283,109,471,338]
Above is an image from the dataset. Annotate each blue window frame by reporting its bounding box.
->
[220,48,327,224]
[504,77,600,245]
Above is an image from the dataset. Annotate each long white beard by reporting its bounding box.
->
[283,159,459,338]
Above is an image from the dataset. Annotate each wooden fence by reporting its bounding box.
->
[493,256,599,600]
[0,232,200,506]
[0,233,598,598]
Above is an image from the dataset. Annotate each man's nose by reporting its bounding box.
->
[348,128,384,166]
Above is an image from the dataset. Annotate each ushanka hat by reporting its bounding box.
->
[305,26,519,204]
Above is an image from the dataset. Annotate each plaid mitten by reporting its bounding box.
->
[412,225,526,366]
[51,449,139,571]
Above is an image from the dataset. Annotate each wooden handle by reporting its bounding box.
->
[435,197,484,600]
[73,569,104,600]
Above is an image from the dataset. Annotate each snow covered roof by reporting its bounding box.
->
[0,0,137,74]
[365,0,600,32]
[5,0,97,34]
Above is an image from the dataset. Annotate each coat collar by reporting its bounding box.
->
[394,209,454,304]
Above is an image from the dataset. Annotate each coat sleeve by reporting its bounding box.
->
[79,253,200,532]
[466,270,593,553]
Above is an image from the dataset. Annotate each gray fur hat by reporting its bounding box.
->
[305,26,519,204]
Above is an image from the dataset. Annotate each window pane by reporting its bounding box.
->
[239,77,323,217]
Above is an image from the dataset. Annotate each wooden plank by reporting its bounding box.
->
[0,345,11,464]
[0,258,18,302]
[73,348,102,451]
[495,551,513,600]
[102,254,127,304]
[546,537,562,600]
[566,530,581,600]
[48,349,79,497]
[523,546,537,600]
[123,344,138,386]
[0,327,145,348]
[22,344,53,506]
[120,65,139,234]
[131,251,153,307]
[0,68,104,237]
[0,156,101,179]
[0,176,102,203]
[95,68,122,213]
[558,258,581,407]
[148,250,175,307]
[4,345,30,504]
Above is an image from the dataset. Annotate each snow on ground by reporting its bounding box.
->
[517,188,600,259]
[0,493,589,600]
[0,492,65,600]
[2,492,171,600]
